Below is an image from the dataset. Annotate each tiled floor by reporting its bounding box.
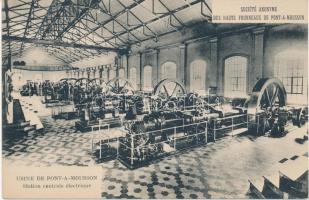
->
[3,96,308,198]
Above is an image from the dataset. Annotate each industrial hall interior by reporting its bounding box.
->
[2,0,308,199]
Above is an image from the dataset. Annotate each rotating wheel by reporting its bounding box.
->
[151,97,164,110]
[153,79,186,99]
[163,100,177,110]
[153,79,186,110]
[298,107,308,127]
[58,78,77,101]
[247,78,287,136]
[74,78,91,91]
[89,78,109,94]
[73,78,91,105]
[107,78,135,95]
[194,96,205,110]
[92,93,105,107]
[68,78,77,84]
[59,78,77,88]
[59,78,77,84]
[292,107,308,127]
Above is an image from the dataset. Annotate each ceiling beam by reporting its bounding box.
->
[35,0,66,38]
[13,65,73,71]
[77,0,145,42]
[2,35,119,52]
[103,0,201,46]
[4,0,11,61]
[19,0,35,55]
[157,0,185,27]
[56,0,100,39]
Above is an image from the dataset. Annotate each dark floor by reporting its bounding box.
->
[3,96,308,199]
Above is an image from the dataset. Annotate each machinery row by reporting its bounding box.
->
[20,77,308,168]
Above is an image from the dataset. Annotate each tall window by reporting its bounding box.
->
[102,70,108,81]
[109,69,116,80]
[274,50,307,105]
[119,68,125,78]
[11,71,24,91]
[224,56,247,97]
[95,69,100,79]
[34,74,42,82]
[129,67,137,89]
[161,61,177,80]
[190,60,207,93]
[144,65,152,91]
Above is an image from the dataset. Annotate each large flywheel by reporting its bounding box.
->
[59,78,77,84]
[73,78,91,105]
[74,78,91,91]
[153,79,186,99]
[89,78,109,94]
[247,78,288,136]
[107,77,135,95]
[152,79,187,110]
[247,78,286,114]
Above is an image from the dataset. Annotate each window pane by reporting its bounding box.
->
[161,62,177,80]
[190,60,206,92]
[274,52,306,99]
[102,70,108,80]
[109,70,115,80]
[119,69,125,78]
[129,67,137,89]
[144,65,152,91]
[224,56,247,97]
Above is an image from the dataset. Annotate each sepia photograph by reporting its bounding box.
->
[2,0,308,198]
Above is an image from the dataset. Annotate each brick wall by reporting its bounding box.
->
[123,23,307,96]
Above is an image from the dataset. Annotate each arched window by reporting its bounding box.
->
[34,74,42,82]
[144,65,152,91]
[109,69,116,80]
[274,50,307,105]
[11,72,24,91]
[119,68,125,78]
[82,71,86,78]
[224,56,248,98]
[90,70,95,79]
[161,61,177,80]
[94,69,100,79]
[129,67,137,89]
[190,60,207,93]
[102,70,108,81]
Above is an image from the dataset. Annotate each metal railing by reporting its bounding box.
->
[91,113,255,168]
[208,114,248,140]
[118,120,208,166]
[91,121,110,159]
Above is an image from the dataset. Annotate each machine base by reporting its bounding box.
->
[75,117,122,132]
[52,111,78,120]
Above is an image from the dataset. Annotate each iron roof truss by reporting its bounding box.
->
[2,0,212,64]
